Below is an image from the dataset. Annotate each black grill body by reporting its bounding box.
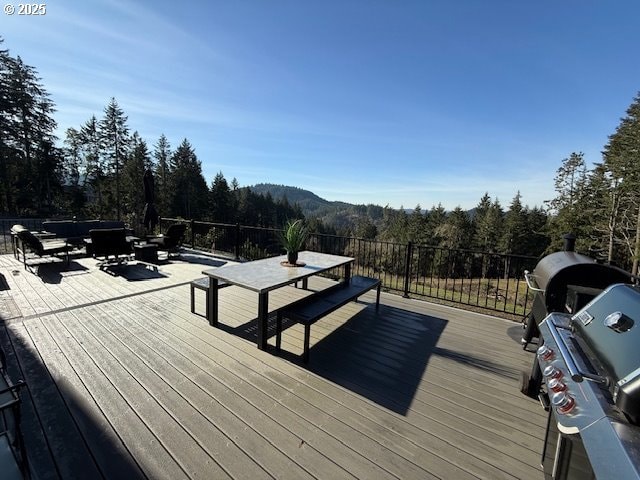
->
[522,251,631,347]
[520,251,632,399]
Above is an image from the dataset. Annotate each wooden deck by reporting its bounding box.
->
[0,251,546,479]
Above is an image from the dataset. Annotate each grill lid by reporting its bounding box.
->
[572,284,640,423]
[533,252,631,312]
[572,284,640,383]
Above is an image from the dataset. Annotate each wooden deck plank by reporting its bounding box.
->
[134,287,537,479]
[47,310,236,480]
[0,253,545,480]
[23,316,147,480]
[7,322,105,479]
[36,311,193,480]
[104,296,425,480]
[77,304,316,480]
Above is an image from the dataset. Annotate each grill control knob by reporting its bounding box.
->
[543,365,563,380]
[537,345,555,361]
[552,392,576,415]
[548,378,567,393]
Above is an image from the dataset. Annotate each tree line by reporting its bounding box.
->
[355,93,640,274]
[0,38,301,229]
[2,37,640,272]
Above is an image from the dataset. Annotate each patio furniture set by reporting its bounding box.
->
[195,251,381,363]
[10,221,187,271]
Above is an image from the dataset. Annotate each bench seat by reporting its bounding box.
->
[190,277,230,318]
[277,275,381,362]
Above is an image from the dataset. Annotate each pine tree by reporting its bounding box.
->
[121,133,149,228]
[473,196,503,252]
[0,40,58,214]
[545,152,588,250]
[209,171,231,222]
[99,97,130,220]
[436,206,472,250]
[79,116,105,216]
[602,93,640,273]
[170,139,208,219]
[500,192,528,254]
[153,134,172,218]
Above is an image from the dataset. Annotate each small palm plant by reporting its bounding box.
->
[279,219,308,265]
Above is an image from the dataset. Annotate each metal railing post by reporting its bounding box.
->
[403,241,413,298]
[235,223,241,260]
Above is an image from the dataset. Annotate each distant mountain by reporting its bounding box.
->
[247,183,387,232]
[249,183,352,217]
[248,183,475,232]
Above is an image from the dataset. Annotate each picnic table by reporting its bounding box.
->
[202,251,353,350]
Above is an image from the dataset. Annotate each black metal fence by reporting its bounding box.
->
[161,217,538,318]
[0,217,538,317]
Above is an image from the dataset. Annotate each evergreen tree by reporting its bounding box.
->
[408,204,426,243]
[500,192,528,255]
[170,139,208,219]
[210,171,231,222]
[153,134,172,218]
[436,206,472,250]
[61,127,86,215]
[425,203,447,245]
[0,40,58,214]
[99,97,130,220]
[121,133,149,228]
[545,152,589,251]
[473,196,503,252]
[602,93,640,273]
[78,116,106,216]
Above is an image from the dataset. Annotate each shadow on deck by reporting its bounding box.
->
[221,303,447,415]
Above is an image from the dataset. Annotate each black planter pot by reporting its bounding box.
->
[287,250,298,265]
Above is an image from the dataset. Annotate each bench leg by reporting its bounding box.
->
[190,285,196,314]
[303,324,310,363]
[276,312,282,351]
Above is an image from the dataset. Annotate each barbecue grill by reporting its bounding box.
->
[537,284,640,478]
[522,251,632,348]
[520,245,632,401]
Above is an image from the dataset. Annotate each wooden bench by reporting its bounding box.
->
[190,277,230,318]
[276,275,381,363]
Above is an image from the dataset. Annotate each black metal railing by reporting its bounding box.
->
[0,216,538,317]
[160,217,538,317]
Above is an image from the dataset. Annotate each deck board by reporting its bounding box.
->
[0,253,546,479]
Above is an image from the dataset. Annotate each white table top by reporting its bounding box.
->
[202,251,354,294]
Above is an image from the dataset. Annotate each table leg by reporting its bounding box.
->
[208,277,219,327]
[257,292,269,350]
[302,277,308,290]
[345,262,352,283]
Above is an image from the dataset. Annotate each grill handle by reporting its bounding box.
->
[546,317,610,386]
[524,270,544,293]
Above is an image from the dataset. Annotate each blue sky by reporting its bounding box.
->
[3,1,640,210]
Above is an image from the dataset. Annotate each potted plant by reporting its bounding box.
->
[279,219,308,265]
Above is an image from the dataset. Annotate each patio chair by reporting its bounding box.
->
[89,228,133,268]
[16,230,70,270]
[146,223,187,257]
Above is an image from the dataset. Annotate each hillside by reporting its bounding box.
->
[249,183,352,216]
[248,183,385,232]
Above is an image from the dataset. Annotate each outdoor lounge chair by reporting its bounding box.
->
[146,223,186,257]
[89,228,133,268]
[16,230,70,270]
